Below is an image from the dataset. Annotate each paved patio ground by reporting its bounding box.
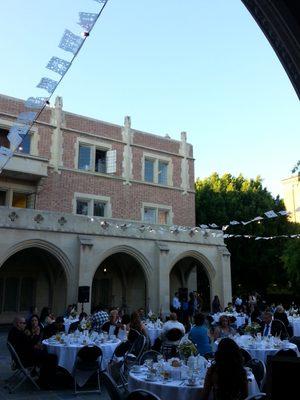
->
[0,330,114,400]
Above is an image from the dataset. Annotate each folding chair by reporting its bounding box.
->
[126,389,162,399]
[245,358,266,390]
[101,371,123,400]
[5,342,40,393]
[73,345,102,394]
[244,393,267,400]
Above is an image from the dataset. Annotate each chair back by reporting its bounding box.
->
[244,393,267,400]
[245,358,266,389]
[114,341,131,358]
[165,328,183,342]
[101,372,123,400]
[239,347,252,364]
[139,350,162,365]
[7,342,28,370]
[77,345,102,362]
[130,334,147,360]
[274,348,297,358]
[126,389,161,399]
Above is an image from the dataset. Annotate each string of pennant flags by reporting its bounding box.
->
[0,0,109,172]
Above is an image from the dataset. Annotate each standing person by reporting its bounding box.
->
[171,292,181,313]
[212,295,222,313]
[248,292,257,313]
[202,338,248,400]
[188,292,196,321]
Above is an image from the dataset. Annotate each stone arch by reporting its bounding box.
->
[0,239,73,284]
[92,244,152,285]
[91,245,152,313]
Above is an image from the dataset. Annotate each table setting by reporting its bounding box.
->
[145,318,163,346]
[216,334,299,363]
[128,354,260,400]
[63,316,79,333]
[43,330,120,374]
[288,315,300,336]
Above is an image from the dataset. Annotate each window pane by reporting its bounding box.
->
[0,128,9,148]
[144,208,156,224]
[4,277,19,311]
[158,210,168,225]
[0,190,6,206]
[94,201,105,217]
[144,159,154,182]
[78,145,91,170]
[158,161,168,185]
[95,149,107,173]
[17,134,31,154]
[76,200,89,215]
[12,192,27,208]
[20,278,35,311]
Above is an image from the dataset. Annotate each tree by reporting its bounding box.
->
[282,240,300,291]
[195,173,293,296]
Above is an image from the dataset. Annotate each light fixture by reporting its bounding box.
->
[103,268,107,273]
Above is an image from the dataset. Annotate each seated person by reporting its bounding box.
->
[224,302,235,312]
[213,315,236,340]
[129,311,148,338]
[68,312,87,333]
[102,309,119,336]
[25,314,43,348]
[274,305,290,330]
[8,316,57,389]
[260,311,288,340]
[43,316,65,339]
[138,307,147,322]
[162,312,185,342]
[40,307,55,327]
[189,313,212,356]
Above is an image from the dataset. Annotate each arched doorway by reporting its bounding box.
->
[92,252,147,314]
[0,248,68,323]
[170,256,211,311]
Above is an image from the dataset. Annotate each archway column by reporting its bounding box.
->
[78,238,95,314]
[158,253,170,317]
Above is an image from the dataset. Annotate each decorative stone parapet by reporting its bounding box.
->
[0,206,224,245]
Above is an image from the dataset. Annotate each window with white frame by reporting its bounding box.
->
[0,127,31,154]
[75,195,110,217]
[143,155,170,185]
[143,204,172,225]
[78,142,116,174]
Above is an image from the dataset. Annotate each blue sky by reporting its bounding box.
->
[1,0,299,197]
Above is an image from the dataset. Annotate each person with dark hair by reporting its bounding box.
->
[40,307,55,327]
[212,295,222,313]
[43,316,65,339]
[68,312,88,333]
[25,314,43,347]
[202,338,248,400]
[129,311,147,337]
[188,313,212,356]
[274,305,290,331]
[213,316,236,340]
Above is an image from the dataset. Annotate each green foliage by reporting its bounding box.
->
[282,241,300,290]
[195,173,297,295]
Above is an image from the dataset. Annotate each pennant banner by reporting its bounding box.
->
[78,12,98,31]
[59,29,84,54]
[46,57,71,76]
[24,97,48,109]
[36,77,58,94]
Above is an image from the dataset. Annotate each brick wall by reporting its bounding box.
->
[0,95,196,226]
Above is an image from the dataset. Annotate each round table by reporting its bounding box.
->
[145,326,163,346]
[43,338,120,374]
[128,368,259,400]
[288,316,300,336]
[235,336,299,363]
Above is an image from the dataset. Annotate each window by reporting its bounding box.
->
[0,190,6,206]
[143,204,171,225]
[0,127,31,154]
[12,192,35,209]
[158,161,168,185]
[143,155,171,186]
[76,199,89,215]
[75,195,110,217]
[78,145,92,171]
[144,159,155,182]
[77,142,116,174]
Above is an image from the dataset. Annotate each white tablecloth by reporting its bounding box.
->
[64,318,79,333]
[235,336,299,363]
[43,339,120,374]
[213,313,246,328]
[128,369,259,400]
[288,317,300,336]
[145,327,163,346]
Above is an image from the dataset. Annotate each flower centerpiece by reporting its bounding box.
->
[178,338,197,361]
[148,310,157,323]
[79,318,92,332]
[244,322,261,336]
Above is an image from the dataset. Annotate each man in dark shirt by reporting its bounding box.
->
[8,316,57,389]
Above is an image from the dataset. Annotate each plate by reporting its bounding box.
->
[145,377,157,382]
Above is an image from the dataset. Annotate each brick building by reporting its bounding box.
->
[0,94,231,323]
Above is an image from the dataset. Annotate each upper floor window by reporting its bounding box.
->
[78,142,116,174]
[142,203,172,225]
[74,193,111,218]
[143,154,171,186]
[0,127,31,154]
[0,190,6,206]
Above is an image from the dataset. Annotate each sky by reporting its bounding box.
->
[1,0,299,197]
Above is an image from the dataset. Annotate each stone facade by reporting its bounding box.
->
[282,175,300,223]
[0,94,232,323]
